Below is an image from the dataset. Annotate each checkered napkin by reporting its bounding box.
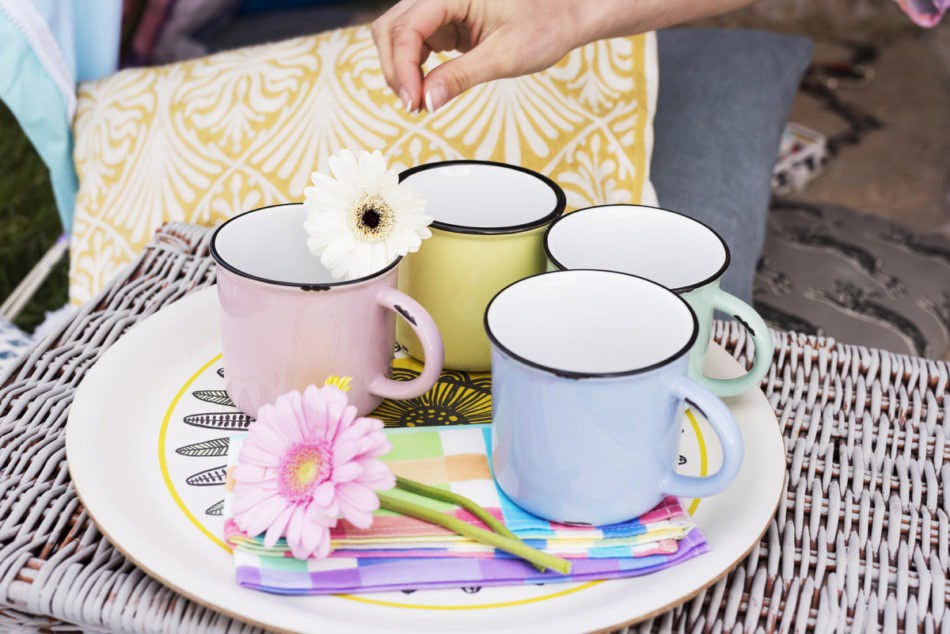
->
[223,425,707,595]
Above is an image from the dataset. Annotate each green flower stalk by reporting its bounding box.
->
[393,476,546,572]
[379,480,571,575]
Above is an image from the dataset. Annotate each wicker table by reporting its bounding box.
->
[1,223,947,633]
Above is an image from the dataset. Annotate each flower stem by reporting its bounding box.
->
[393,476,546,572]
[378,490,571,575]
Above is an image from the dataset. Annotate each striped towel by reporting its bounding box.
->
[224,425,707,595]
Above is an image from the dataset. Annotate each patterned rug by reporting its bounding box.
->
[754,198,949,359]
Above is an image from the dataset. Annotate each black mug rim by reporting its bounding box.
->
[210,203,403,290]
[543,203,732,293]
[483,269,700,380]
[398,160,567,235]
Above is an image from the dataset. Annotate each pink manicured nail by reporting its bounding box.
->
[425,85,447,113]
[400,88,413,112]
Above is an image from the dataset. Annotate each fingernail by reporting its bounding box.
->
[425,84,447,113]
[400,88,413,112]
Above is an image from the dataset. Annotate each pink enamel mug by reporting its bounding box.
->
[210,203,444,417]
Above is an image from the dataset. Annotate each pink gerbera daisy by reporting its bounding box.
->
[231,383,395,560]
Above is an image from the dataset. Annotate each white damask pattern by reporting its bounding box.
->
[70,26,657,305]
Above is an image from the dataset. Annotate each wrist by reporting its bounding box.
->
[564,0,612,47]
[568,0,648,44]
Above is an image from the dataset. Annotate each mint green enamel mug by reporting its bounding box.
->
[543,204,773,397]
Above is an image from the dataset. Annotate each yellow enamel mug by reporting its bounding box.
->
[397,161,566,371]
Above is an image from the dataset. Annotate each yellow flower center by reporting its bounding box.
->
[294,459,320,488]
[278,442,331,502]
[352,194,394,242]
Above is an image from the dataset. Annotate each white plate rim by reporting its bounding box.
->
[66,287,786,634]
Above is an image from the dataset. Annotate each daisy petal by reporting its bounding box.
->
[244,419,284,455]
[320,236,357,272]
[338,482,381,520]
[285,505,309,557]
[329,149,359,183]
[272,393,304,444]
[312,481,335,507]
[356,458,396,491]
[263,504,295,549]
[315,530,332,558]
[332,461,364,483]
[323,389,352,441]
[232,463,271,483]
[302,385,330,439]
[301,521,330,559]
[237,443,280,468]
[348,243,374,278]
[331,438,361,467]
[234,494,287,538]
[232,482,279,514]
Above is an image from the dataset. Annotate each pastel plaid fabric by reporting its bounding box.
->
[224,425,707,595]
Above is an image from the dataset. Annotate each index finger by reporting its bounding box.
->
[372,0,418,109]
[389,0,467,111]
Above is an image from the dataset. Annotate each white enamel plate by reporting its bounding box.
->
[67,287,786,633]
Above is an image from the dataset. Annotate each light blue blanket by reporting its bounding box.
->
[0,0,121,233]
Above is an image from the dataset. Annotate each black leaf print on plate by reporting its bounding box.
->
[184,412,253,430]
[206,500,225,516]
[193,390,234,407]
[678,455,687,466]
[176,437,230,457]
[461,587,482,594]
[373,367,491,427]
[400,589,416,595]
[186,465,227,486]
[217,368,225,378]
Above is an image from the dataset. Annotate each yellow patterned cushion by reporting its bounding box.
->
[69,26,657,305]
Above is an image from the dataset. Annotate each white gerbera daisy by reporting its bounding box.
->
[303,150,432,280]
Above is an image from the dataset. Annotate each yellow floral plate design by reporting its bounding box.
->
[373,357,493,428]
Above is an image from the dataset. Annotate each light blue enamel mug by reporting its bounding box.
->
[544,205,773,398]
[484,270,744,525]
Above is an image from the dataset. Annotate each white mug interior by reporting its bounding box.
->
[485,270,697,375]
[400,162,563,231]
[212,204,395,286]
[546,205,729,291]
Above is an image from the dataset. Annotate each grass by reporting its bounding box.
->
[0,101,70,332]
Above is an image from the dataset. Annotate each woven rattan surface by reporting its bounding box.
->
[1,223,947,633]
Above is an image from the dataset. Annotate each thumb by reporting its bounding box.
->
[422,40,512,112]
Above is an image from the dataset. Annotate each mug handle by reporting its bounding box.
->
[660,376,744,499]
[700,288,774,398]
[369,287,444,400]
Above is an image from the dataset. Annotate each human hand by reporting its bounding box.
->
[371,0,592,113]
